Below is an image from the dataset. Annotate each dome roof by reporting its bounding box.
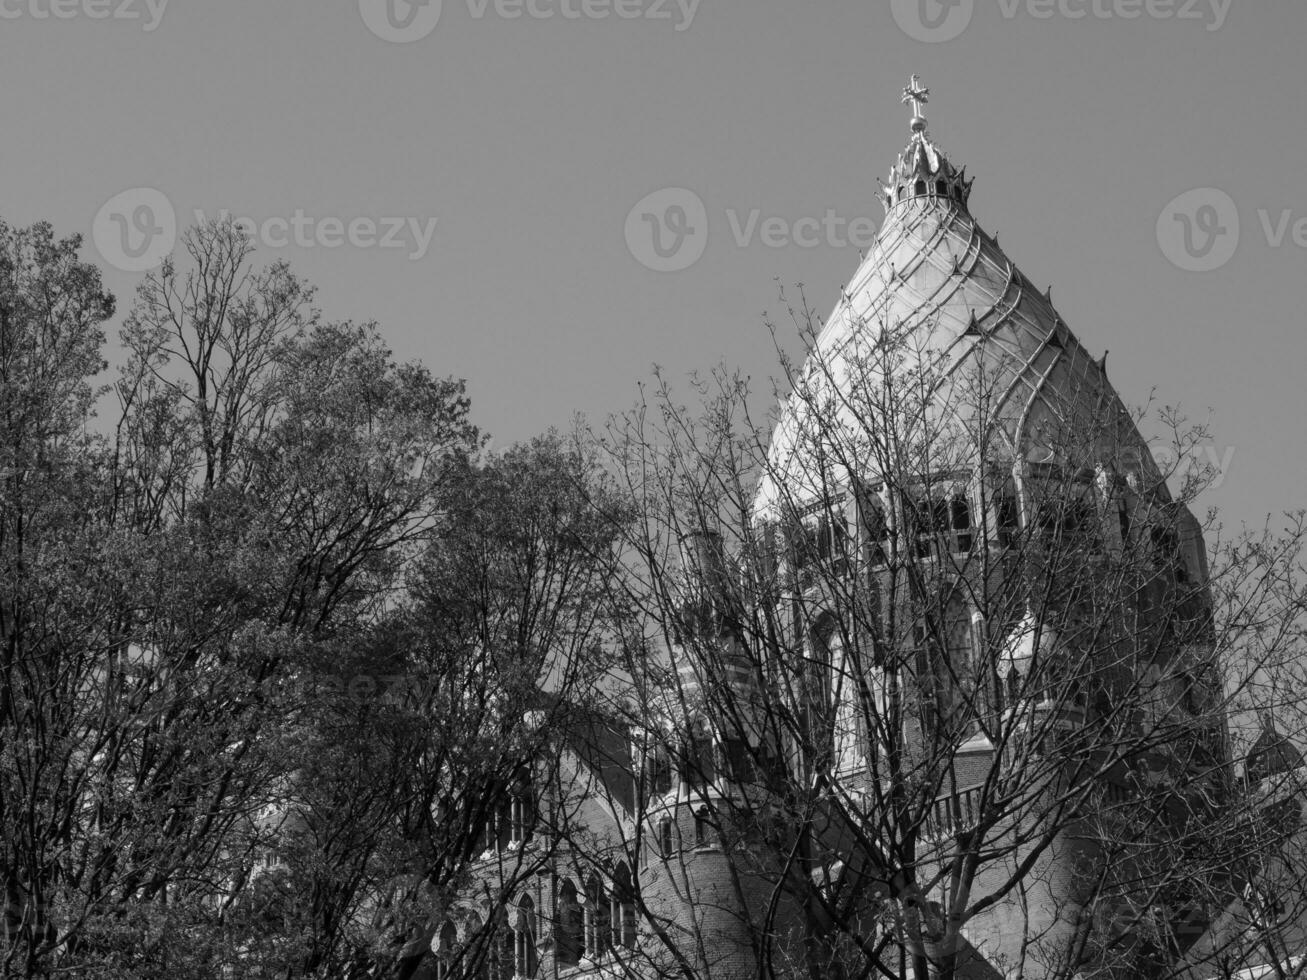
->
[755,77,1161,518]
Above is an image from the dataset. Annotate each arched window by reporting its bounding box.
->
[645,743,673,797]
[556,881,582,967]
[915,180,927,196]
[468,915,490,980]
[492,914,514,980]
[610,863,637,950]
[434,922,459,980]
[510,771,533,846]
[949,493,973,553]
[722,737,754,783]
[684,721,715,789]
[936,180,948,197]
[1007,668,1023,705]
[807,621,838,766]
[658,817,675,859]
[484,790,514,854]
[856,482,889,567]
[584,875,610,960]
[693,807,712,848]
[514,897,538,979]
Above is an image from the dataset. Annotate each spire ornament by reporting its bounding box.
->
[879,75,974,216]
[901,74,930,134]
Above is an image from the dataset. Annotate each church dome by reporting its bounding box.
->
[755,76,1161,519]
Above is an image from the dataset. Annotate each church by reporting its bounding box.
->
[396,77,1304,980]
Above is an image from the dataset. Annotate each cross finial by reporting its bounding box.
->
[901,74,930,134]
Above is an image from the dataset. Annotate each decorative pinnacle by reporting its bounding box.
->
[901,74,930,134]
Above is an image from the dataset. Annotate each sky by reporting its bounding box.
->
[2,0,1303,531]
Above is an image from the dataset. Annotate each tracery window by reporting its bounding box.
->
[856,482,890,567]
[610,864,637,950]
[434,922,459,980]
[644,742,673,797]
[491,916,514,980]
[556,881,582,967]
[693,806,712,848]
[791,501,850,581]
[903,482,974,559]
[682,721,716,790]
[514,897,538,979]
[512,783,532,846]
[657,817,676,859]
[583,875,610,960]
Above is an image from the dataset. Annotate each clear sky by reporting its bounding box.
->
[3,0,1302,530]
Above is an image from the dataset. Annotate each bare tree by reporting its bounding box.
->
[576,289,1306,980]
[0,219,488,978]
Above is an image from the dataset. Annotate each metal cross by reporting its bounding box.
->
[901,74,930,118]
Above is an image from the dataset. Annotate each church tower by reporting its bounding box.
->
[746,76,1226,978]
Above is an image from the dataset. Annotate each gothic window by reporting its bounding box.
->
[644,742,673,797]
[915,180,927,196]
[791,503,849,580]
[949,493,974,553]
[514,897,538,979]
[1006,666,1023,705]
[584,875,610,960]
[693,806,712,848]
[806,622,838,765]
[936,180,948,197]
[722,737,753,782]
[682,721,716,790]
[996,490,1020,548]
[856,483,890,567]
[492,916,514,980]
[510,770,533,846]
[435,922,459,980]
[658,817,676,859]
[468,915,490,980]
[903,482,974,559]
[556,881,582,967]
[610,863,637,950]
[1030,473,1103,555]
